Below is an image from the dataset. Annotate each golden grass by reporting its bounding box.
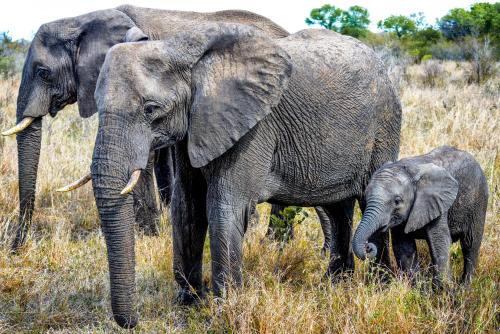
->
[0,61,499,333]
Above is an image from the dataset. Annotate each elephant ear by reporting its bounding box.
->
[405,163,458,233]
[187,25,292,168]
[75,10,135,118]
[124,27,149,42]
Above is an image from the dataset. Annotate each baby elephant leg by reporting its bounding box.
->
[426,215,452,289]
[461,208,486,285]
[460,239,480,285]
[460,230,483,284]
[392,226,420,282]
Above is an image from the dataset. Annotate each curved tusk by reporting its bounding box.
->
[1,117,35,136]
[120,170,141,195]
[56,173,92,192]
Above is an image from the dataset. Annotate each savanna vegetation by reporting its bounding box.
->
[306,2,499,77]
[0,2,499,333]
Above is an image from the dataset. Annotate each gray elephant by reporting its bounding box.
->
[352,146,488,287]
[1,5,321,249]
[90,24,401,328]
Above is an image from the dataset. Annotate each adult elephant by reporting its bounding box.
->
[90,24,401,328]
[2,5,330,250]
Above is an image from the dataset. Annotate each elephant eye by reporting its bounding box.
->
[394,196,402,205]
[36,67,51,81]
[144,101,162,115]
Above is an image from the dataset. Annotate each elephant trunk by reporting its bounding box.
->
[11,65,46,249]
[352,204,385,261]
[91,126,138,329]
[12,117,42,249]
[10,54,51,250]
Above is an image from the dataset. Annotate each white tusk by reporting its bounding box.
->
[56,173,92,192]
[1,117,35,136]
[120,170,141,195]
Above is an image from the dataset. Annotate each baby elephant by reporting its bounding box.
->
[352,146,488,286]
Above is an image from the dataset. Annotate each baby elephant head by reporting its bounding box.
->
[352,162,459,260]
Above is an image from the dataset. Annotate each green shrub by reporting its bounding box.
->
[0,55,16,78]
[0,32,29,78]
[421,54,433,62]
[269,206,309,244]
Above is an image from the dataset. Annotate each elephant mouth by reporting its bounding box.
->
[151,137,177,151]
[379,224,390,233]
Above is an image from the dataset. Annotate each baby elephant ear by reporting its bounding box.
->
[187,25,292,168]
[125,27,149,42]
[405,163,459,233]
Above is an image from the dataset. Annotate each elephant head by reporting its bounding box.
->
[352,162,458,260]
[2,10,139,249]
[90,23,291,328]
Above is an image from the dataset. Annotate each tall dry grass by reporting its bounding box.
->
[0,61,499,333]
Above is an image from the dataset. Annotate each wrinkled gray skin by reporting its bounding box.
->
[10,5,329,249]
[353,146,488,288]
[92,25,401,328]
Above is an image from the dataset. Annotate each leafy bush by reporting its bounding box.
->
[428,39,468,60]
[268,206,309,244]
[0,32,29,78]
[0,55,17,78]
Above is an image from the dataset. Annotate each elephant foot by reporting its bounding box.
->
[10,240,23,254]
[326,257,355,283]
[175,287,206,306]
[114,313,138,329]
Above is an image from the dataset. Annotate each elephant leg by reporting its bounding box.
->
[132,153,159,235]
[207,200,248,297]
[426,216,452,290]
[460,236,481,285]
[154,146,175,207]
[392,226,419,281]
[460,211,485,285]
[315,206,332,255]
[171,160,208,304]
[266,204,293,240]
[325,198,355,278]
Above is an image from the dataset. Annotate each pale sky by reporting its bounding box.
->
[0,0,490,40]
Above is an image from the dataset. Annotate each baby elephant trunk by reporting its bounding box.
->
[352,206,384,260]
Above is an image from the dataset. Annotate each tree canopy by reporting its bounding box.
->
[377,13,425,39]
[306,5,370,38]
[438,2,500,40]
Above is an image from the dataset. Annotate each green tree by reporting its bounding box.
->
[305,4,344,31]
[405,27,442,58]
[340,5,370,38]
[438,3,500,40]
[306,4,370,38]
[377,15,418,39]
[0,32,16,78]
[0,32,29,78]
